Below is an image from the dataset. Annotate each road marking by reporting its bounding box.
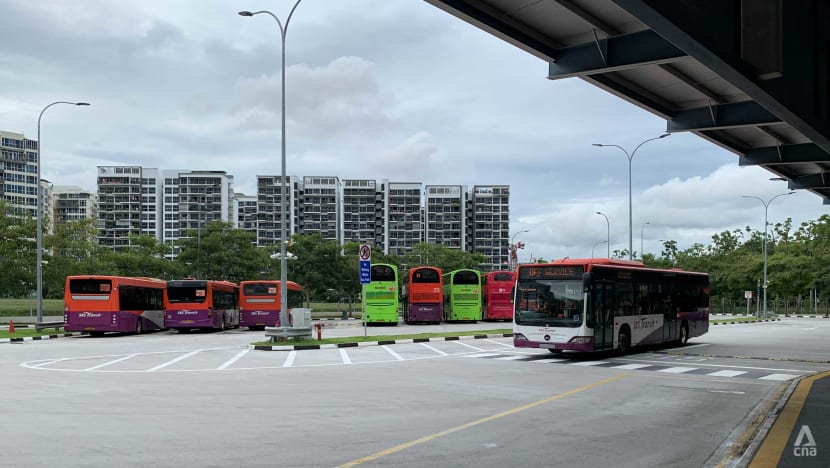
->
[569,361,610,366]
[617,358,816,373]
[749,370,830,467]
[29,358,68,368]
[464,352,502,358]
[336,374,628,468]
[282,350,296,367]
[613,363,652,370]
[530,358,567,363]
[706,370,747,378]
[84,354,136,371]
[802,327,817,330]
[216,349,249,370]
[147,350,201,372]
[495,356,527,361]
[683,343,711,349]
[339,348,352,364]
[758,373,797,381]
[483,339,514,348]
[658,367,697,374]
[451,341,486,351]
[382,345,404,361]
[420,343,448,356]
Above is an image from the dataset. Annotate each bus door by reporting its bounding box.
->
[662,286,678,341]
[592,282,614,350]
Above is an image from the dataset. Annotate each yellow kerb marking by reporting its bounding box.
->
[749,370,830,467]
[337,374,627,467]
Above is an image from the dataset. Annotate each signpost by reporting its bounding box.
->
[359,244,371,335]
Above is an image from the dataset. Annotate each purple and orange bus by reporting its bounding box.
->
[239,280,305,330]
[63,275,166,336]
[513,258,709,354]
[164,279,239,333]
[404,266,443,324]
[481,271,515,321]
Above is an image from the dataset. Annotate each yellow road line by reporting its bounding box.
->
[337,374,627,468]
[749,370,830,467]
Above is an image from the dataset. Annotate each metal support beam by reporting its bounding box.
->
[788,172,830,190]
[668,100,780,132]
[548,30,686,80]
[739,143,830,166]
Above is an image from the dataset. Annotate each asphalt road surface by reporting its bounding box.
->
[3,317,828,467]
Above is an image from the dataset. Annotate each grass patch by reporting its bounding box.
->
[0,299,63,317]
[253,328,512,347]
[0,328,65,339]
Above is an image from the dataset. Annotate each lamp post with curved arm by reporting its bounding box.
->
[595,211,610,258]
[593,134,669,259]
[239,2,303,330]
[741,191,794,317]
[36,101,90,325]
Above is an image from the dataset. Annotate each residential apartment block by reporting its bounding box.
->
[51,185,98,232]
[0,131,39,217]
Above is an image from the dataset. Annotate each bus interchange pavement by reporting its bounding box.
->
[3,317,829,467]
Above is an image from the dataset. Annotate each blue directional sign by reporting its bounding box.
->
[359,260,371,284]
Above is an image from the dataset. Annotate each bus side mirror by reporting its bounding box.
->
[582,272,592,292]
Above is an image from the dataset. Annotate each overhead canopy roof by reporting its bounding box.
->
[425,0,830,203]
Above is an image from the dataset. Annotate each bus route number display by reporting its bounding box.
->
[521,265,583,280]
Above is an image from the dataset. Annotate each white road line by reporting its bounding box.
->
[683,343,711,349]
[618,358,816,373]
[216,349,249,370]
[530,358,567,363]
[283,351,297,367]
[29,359,67,368]
[612,363,652,370]
[420,343,448,356]
[803,327,818,330]
[759,373,797,381]
[84,354,136,371]
[495,356,527,361]
[147,350,201,372]
[382,345,405,361]
[483,339,514,348]
[464,353,502,358]
[451,341,486,351]
[570,361,610,366]
[658,367,698,374]
[339,348,352,364]
[707,370,747,378]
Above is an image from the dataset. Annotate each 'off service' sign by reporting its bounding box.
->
[359,244,371,284]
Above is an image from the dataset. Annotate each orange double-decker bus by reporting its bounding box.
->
[239,280,305,330]
[164,279,239,333]
[63,275,166,336]
[404,266,443,324]
[481,271,516,321]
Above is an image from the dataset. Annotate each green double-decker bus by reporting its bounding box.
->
[442,269,482,322]
[362,263,399,325]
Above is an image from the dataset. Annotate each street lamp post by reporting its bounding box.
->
[593,134,669,260]
[591,240,608,259]
[239,2,303,330]
[640,221,650,260]
[595,211,610,258]
[36,101,89,325]
[741,191,795,317]
[509,230,529,270]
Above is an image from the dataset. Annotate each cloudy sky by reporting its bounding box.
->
[1,0,826,261]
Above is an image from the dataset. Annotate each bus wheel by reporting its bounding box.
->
[679,323,689,346]
[618,328,631,354]
[135,318,143,335]
[548,349,563,354]
[219,318,226,332]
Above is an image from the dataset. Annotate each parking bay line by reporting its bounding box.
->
[84,354,137,371]
[147,350,201,372]
[216,349,249,370]
[616,358,816,374]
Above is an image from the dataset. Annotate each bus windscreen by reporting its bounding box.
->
[412,269,440,283]
[453,270,479,285]
[167,286,207,303]
[371,265,396,282]
[243,283,277,296]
